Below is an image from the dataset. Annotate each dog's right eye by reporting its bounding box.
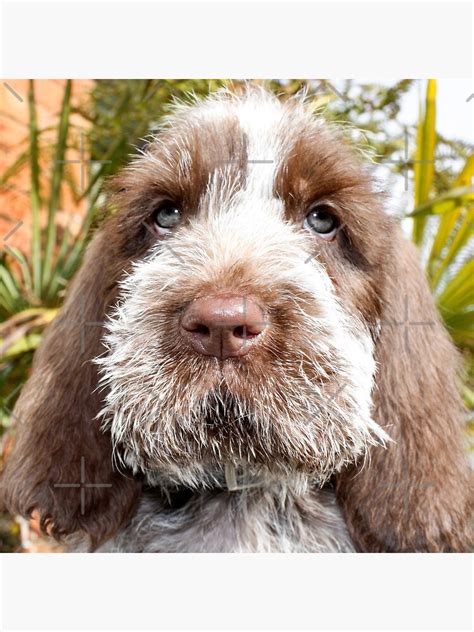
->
[152,201,182,231]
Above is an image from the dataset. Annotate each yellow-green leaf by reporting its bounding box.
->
[413,79,437,245]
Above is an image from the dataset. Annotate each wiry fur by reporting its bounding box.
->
[2,87,472,552]
[98,200,386,491]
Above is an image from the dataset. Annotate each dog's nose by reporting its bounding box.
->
[180,296,267,359]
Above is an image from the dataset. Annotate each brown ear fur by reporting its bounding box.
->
[336,231,472,551]
[1,226,141,549]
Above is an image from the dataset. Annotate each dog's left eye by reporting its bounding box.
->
[153,201,182,230]
[304,205,340,240]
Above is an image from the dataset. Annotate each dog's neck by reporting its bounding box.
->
[142,461,317,499]
[80,460,359,553]
[98,471,355,553]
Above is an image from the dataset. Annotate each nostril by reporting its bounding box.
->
[186,323,210,336]
[233,325,261,339]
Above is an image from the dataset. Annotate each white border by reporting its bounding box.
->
[0,2,473,631]
[0,1,472,78]
[1,554,473,630]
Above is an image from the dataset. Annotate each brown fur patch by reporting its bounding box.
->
[336,235,473,551]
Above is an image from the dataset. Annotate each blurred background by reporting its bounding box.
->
[0,79,472,551]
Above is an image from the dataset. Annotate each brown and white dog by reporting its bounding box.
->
[2,88,472,552]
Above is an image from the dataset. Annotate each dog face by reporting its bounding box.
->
[97,90,389,490]
[4,89,471,551]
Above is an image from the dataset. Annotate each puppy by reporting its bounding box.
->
[3,88,472,552]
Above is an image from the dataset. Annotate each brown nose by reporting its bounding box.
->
[180,296,267,359]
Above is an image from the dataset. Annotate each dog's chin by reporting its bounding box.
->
[101,307,388,491]
[109,373,386,494]
[116,389,316,491]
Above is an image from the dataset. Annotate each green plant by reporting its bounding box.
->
[0,80,98,425]
[407,80,474,410]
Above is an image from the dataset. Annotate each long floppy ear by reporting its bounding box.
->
[1,226,141,549]
[336,230,472,552]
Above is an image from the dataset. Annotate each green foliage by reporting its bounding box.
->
[0,79,97,427]
[408,80,474,410]
[0,80,95,314]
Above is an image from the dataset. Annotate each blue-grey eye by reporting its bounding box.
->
[305,205,340,238]
[153,201,181,229]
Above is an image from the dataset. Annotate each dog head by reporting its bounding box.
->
[98,89,390,490]
[3,88,471,550]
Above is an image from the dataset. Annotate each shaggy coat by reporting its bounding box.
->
[2,89,472,552]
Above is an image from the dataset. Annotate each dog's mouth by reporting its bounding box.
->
[114,380,355,489]
[193,356,271,399]
[200,390,245,427]
[139,382,318,492]
[102,342,386,487]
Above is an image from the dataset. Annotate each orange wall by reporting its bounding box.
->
[0,80,92,251]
